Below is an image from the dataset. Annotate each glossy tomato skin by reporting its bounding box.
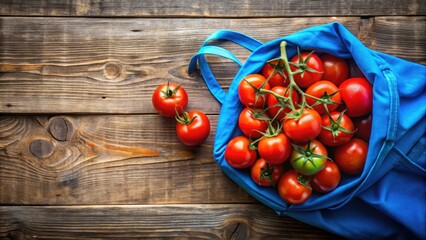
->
[305,80,342,115]
[334,138,368,175]
[339,77,373,117]
[261,60,289,87]
[353,114,372,142]
[238,74,270,108]
[319,111,355,147]
[251,158,284,187]
[311,161,341,193]
[224,136,257,169]
[176,111,210,146]
[266,86,299,121]
[258,133,292,165]
[320,54,349,86]
[152,83,188,117]
[290,139,328,176]
[278,170,312,205]
[283,109,322,143]
[238,108,269,139]
[290,52,324,88]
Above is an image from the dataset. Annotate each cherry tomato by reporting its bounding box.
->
[339,77,373,117]
[224,136,257,169]
[238,108,269,139]
[320,54,349,86]
[251,158,284,187]
[305,80,342,115]
[290,51,324,88]
[334,138,368,175]
[176,110,210,147]
[319,111,355,147]
[353,114,372,142]
[261,59,289,87]
[283,109,322,143]
[290,139,328,176]
[152,82,188,118]
[278,170,312,205]
[266,86,299,121]
[238,74,270,108]
[258,133,292,165]
[311,161,341,193]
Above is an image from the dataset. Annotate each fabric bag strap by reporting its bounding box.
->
[188,30,263,104]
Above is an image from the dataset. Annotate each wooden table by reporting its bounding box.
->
[0,1,424,239]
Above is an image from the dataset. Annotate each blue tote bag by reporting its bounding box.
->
[188,22,426,239]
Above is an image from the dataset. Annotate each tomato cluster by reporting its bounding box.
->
[152,82,210,146]
[225,42,373,205]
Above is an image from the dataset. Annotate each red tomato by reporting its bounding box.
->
[278,170,312,205]
[339,77,373,117]
[319,111,355,147]
[258,133,292,165]
[283,109,322,143]
[176,110,210,147]
[353,114,372,142]
[290,139,328,176]
[311,161,341,193]
[238,74,270,108]
[251,158,284,187]
[261,59,289,87]
[266,86,299,121]
[224,136,257,169]
[334,138,368,175]
[320,54,349,86]
[305,80,342,115]
[290,51,324,88]
[152,82,188,118]
[238,108,269,139]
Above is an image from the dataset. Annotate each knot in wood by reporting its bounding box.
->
[224,220,249,240]
[48,116,73,141]
[104,62,122,80]
[29,139,54,159]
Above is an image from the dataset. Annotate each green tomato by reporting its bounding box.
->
[290,139,328,176]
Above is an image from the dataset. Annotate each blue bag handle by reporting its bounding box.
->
[188,30,263,104]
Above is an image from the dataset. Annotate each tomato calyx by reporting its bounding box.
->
[248,108,270,122]
[289,47,323,78]
[260,164,276,187]
[291,141,330,170]
[243,76,269,108]
[323,109,355,138]
[266,59,288,85]
[308,90,341,108]
[175,109,197,125]
[297,174,312,190]
[162,81,183,98]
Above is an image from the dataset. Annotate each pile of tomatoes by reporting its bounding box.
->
[152,82,210,147]
[225,42,373,205]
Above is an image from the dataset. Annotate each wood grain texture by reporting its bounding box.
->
[0,17,362,114]
[0,0,424,17]
[0,115,258,205]
[0,205,341,239]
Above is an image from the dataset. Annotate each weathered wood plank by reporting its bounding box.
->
[0,17,361,114]
[0,0,424,17]
[0,115,259,205]
[0,205,341,239]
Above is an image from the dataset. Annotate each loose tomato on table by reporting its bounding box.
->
[283,108,322,143]
[266,86,299,121]
[224,136,257,169]
[319,111,355,147]
[320,54,349,86]
[334,138,368,175]
[290,51,324,88]
[152,82,188,118]
[305,80,342,115]
[261,59,289,87]
[278,170,312,205]
[289,139,328,176]
[339,77,373,118]
[238,107,269,139]
[175,110,210,147]
[311,160,341,193]
[251,158,284,187]
[238,74,270,108]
